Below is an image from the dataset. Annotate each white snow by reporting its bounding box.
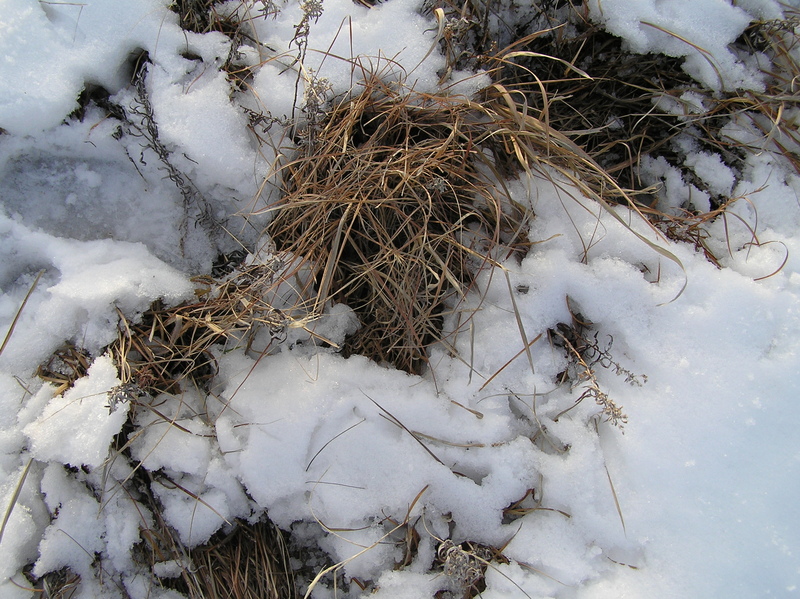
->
[1,0,799,597]
[34,463,107,580]
[0,217,196,372]
[586,0,765,90]
[24,355,126,469]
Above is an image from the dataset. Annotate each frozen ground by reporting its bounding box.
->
[0,0,799,597]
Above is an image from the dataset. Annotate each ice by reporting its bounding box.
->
[0,120,191,268]
[0,0,268,270]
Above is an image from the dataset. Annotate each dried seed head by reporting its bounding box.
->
[437,540,491,588]
[300,0,323,21]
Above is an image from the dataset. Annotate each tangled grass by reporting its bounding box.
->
[108,63,660,380]
[159,518,297,599]
[266,77,531,373]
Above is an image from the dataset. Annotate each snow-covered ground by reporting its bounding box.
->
[1,0,798,597]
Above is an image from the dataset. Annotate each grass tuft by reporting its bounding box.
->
[170,519,297,599]
[266,77,531,373]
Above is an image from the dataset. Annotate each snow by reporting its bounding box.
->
[34,463,107,580]
[1,0,799,597]
[684,150,736,197]
[0,0,195,135]
[24,355,126,469]
[586,0,764,90]
[0,216,196,372]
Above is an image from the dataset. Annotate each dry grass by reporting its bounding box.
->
[431,0,691,193]
[437,0,799,206]
[115,0,710,380]
[17,567,81,599]
[21,2,799,598]
[98,52,666,383]
[107,0,797,387]
[98,427,297,599]
[166,519,297,599]
[714,8,800,176]
[107,252,336,397]
[98,30,680,386]
[170,0,276,35]
[262,45,693,373]
[36,344,93,396]
[266,77,530,373]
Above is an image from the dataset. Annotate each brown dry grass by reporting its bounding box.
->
[97,0,796,391]
[266,77,530,373]
[438,0,799,203]
[22,3,799,598]
[262,55,684,373]
[173,519,296,599]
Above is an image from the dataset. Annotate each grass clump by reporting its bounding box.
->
[158,519,297,599]
[267,77,530,374]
